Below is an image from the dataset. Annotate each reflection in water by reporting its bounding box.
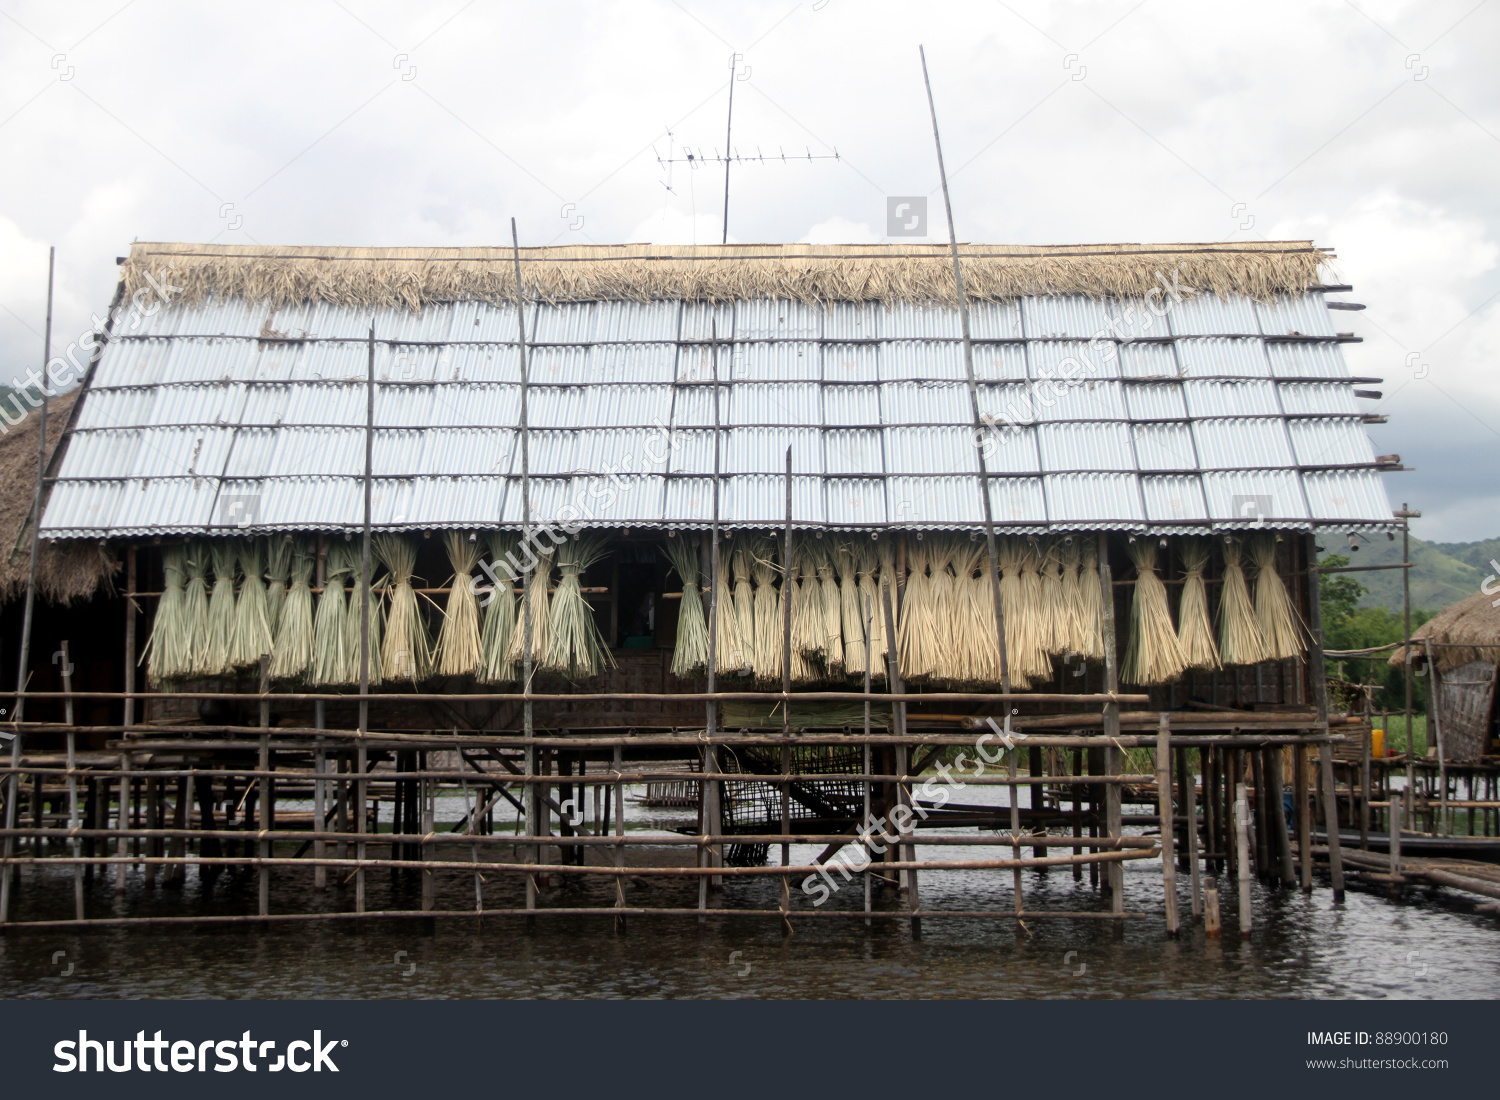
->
[2,785,1496,999]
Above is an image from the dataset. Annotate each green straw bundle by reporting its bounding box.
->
[343,543,383,686]
[730,542,758,677]
[144,545,190,684]
[479,533,519,683]
[435,532,484,678]
[664,537,707,679]
[231,539,273,669]
[790,542,824,666]
[547,533,615,679]
[204,541,238,676]
[711,542,748,676]
[1122,539,1186,685]
[270,537,316,681]
[312,541,353,685]
[750,538,783,683]
[376,534,423,682]
[505,543,555,676]
[1217,537,1269,666]
[1040,539,1070,656]
[184,542,210,676]
[1177,538,1222,670]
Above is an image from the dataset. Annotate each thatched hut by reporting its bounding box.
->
[1391,591,1500,762]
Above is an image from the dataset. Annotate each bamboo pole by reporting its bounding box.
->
[125,547,136,730]
[1305,533,1344,900]
[702,322,724,904]
[1185,747,1201,920]
[1098,533,1124,915]
[1426,638,1448,837]
[1269,747,1296,887]
[1294,742,1312,890]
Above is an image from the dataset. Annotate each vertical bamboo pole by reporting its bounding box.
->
[1304,533,1344,899]
[918,45,1009,693]
[512,220,536,922]
[1250,748,1269,876]
[114,754,129,895]
[1294,741,1311,890]
[1071,747,1084,880]
[1359,702,1372,851]
[1029,744,1045,862]
[1156,714,1178,936]
[1097,533,1123,914]
[421,752,434,912]
[703,322,724,898]
[779,447,793,924]
[1425,639,1449,837]
[59,640,83,918]
[355,744,367,913]
[0,246,53,923]
[862,593,873,927]
[1204,746,1218,873]
[612,742,626,933]
[313,735,327,891]
[1008,745,1022,917]
[125,547,137,730]
[1235,782,1252,937]
[1389,798,1402,881]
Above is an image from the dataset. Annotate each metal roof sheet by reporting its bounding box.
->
[1201,470,1308,525]
[43,289,1394,536]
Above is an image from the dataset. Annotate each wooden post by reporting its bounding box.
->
[1359,713,1371,851]
[1318,742,1346,901]
[1203,875,1222,937]
[421,753,434,912]
[1250,747,1269,876]
[1389,798,1402,883]
[899,741,921,937]
[1185,747,1202,920]
[1268,748,1296,888]
[613,742,626,933]
[1097,533,1123,913]
[1008,745,1022,917]
[1294,742,1312,891]
[355,743,367,914]
[1303,533,1344,900]
[1174,745,1191,872]
[60,640,84,919]
[313,741,327,891]
[1234,782,1252,936]
[1029,744,1045,862]
[125,547,136,730]
[862,593,873,928]
[1156,714,1178,936]
[1425,639,1449,837]
[1071,747,1084,881]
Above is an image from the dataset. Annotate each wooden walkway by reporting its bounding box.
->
[1321,844,1500,910]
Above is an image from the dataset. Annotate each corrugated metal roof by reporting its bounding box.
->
[43,289,1394,536]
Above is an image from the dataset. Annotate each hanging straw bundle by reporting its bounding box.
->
[265,536,292,641]
[231,539,273,669]
[270,537,316,681]
[790,542,824,665]
[1217,537,1269,666]
[945,539,986,684]
[1008,539,1050,682]
[994,538,1031,688]
[730,542,758,677]
[183,543,210,676]
[344,544,384,686]
[898,537,938,681]
[1177,538,1221,671]
[548,533,615,679]
[750,538,783,683]
[506,543,554,675]
[376,534,423,682]
[869,539,894,680]
[711,542,749,676]
[836,540,866,680]
[145,546,190,683]
[812,540,844,678]
[1122,539,1187,685]
[312,542,353,685]
[663,537,708,679]
[435,532,484,678]
[1039,539,1070,656]
[479,532,519,683]
[1058,540,1086,658]
[1078,540,1108,660]
[203,541,238,676]
[1251,534,1308,660]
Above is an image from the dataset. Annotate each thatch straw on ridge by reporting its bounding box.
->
[121,241,1331,312]
[1388,589,1500,674]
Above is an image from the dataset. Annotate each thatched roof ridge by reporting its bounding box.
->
[121,240,1333,312]
[0,389,118,606]
[1389,588,1500,674]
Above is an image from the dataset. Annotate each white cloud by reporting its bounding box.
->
[625,208,735,246]
[800,217,879,243]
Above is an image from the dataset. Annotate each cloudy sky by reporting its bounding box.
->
[1,0,1495,541]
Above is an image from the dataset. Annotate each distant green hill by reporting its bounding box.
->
[1318,532,1484,614]
[1431,537,1500,575]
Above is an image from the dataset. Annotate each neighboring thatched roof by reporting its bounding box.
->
[121,240,1333,312]
[1389,589,1500,674]
[0,389,118,606]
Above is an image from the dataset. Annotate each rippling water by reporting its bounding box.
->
[2,785,1496,999]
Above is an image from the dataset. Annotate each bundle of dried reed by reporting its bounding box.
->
[750,538,783,683]
[1122,539,1187,685]
[1251,535,1307,660]
[1057,540,1086,657]
[231,539,273,669]
[1039,539,1070,655]
[144,546,190,684]
[345,544,383,686]
[812,540,844,678]
[836,539,866,680]
[1217,537,1269,666]
[711,542,750,676]
[505,544,554,676]
[1077,540,1107,661]
[376,534,424,682]
[203,542,238,676]
[548,533,615,679]
[1177,538,1222,671]
[663,537,707,679]
[478,532,519,683]
[312,542,353,685]
[1011,538,1052,682]
[790,542,824,666]
[265,536,292,640]
[270,537,315,682]
[435,532,484,678]
[730,542,758,678]
[898,537,937,682]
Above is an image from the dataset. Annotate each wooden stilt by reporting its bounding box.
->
[1185,747,1201,921]
[1156,715,1178,936]
[1318,742,1345,901]
[1268,748,1296,888]
[1234,782,1252,937]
